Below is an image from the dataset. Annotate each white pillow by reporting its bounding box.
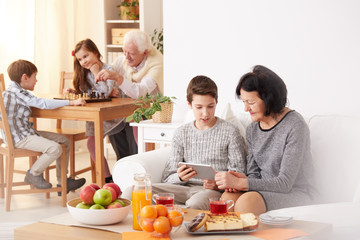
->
[220,103,247,139]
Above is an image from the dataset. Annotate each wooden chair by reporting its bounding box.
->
[0,74,67,211]
[48,71,95,182]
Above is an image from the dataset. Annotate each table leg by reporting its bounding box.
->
[94,116,105,186]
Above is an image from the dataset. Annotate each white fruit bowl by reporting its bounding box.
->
[67,198,131,225]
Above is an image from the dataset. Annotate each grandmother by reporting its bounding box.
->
[215,65,318,215]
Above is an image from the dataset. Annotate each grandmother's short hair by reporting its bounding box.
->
[236,65,288,116]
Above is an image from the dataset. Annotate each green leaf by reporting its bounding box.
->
[133,112,142,123]
[152,102,162,111]
[126,115,133,122]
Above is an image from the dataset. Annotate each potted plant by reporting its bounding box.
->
[126,93,176,123]
[117,0,139,20]
[151,28,163,54]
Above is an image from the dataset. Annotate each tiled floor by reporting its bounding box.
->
[0,149,118,240]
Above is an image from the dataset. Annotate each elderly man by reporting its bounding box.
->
[97,30,163,160]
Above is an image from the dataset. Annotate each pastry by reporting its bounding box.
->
[188,212,208,232]
[240,213,259,230]
[205,213,243,231]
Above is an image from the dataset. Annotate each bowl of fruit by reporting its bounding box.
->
[137,205,184,238]
[67,183,131,225]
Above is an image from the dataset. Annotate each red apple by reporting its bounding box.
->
[80,185,96,205]
[107,201,123,209]
[103,186,117,202]
[93,189,112,206]
[89,183,100,191]
[103,183,121,198]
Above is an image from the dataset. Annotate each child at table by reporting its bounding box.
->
[71,38,127,183]
[1,59,86,191]
[151,75,247,210]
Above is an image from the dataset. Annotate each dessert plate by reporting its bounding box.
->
[259,213,293,226]
[184,223,257,235]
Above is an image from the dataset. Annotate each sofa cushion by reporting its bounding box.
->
[309,115,360,203]
[112,147,171,196]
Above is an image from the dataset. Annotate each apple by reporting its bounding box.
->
[103,183,121,197]
[80,185,96,205]
[93,189,112,206]
[107,201,123,209]
[114,199,126,207]
[76,202,91,209]
[89,183,100,191]
[103,186,117,202]
[89,203,105,209]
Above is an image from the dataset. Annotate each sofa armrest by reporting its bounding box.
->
[112,147,171,197]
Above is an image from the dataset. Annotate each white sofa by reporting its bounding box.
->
[112,108,360,239]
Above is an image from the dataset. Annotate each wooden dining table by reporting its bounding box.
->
[31,97,138,186]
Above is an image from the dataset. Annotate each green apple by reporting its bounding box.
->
[75,202,91,209]
[114,199,126,207]
[89,203,105,209]
[93,189,112,206]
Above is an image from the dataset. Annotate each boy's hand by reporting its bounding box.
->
[177,163,197,182]
[70,98,86,106]
[203,179,218,190]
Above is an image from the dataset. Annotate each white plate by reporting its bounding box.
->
[184,223,257,235]
[259,213,293,226]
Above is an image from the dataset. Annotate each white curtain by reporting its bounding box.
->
[34,0,75,93]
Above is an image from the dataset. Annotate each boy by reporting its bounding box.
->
[152,75,246,210]
[2,59,86,191]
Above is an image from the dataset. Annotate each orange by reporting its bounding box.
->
[153,216,172,234]
[155,204,168,217]
[139,205,158,219]
[168,210,183,227]
[139,218,155,232]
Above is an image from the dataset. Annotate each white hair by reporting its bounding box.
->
[124,30,152,53]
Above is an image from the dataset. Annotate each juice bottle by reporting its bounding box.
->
[132,173,152,230]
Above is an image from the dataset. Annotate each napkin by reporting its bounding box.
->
[249,228,308,240]
[122,231,170,240]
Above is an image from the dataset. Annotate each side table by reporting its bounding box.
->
[130,120,182,153]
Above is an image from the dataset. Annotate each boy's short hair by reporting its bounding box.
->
[7,59,38,84]
[187,75,218,104]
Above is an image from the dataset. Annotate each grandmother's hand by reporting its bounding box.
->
[215,171,247,191]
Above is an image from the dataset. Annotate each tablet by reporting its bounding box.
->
[179,162,216,180]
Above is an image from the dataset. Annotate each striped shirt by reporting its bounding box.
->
[162,118,247,185]
[1,81,69,144]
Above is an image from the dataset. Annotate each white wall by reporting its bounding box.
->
[163,0,360,117]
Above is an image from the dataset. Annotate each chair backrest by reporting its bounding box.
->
[59,71,74,94]
[0,74,5,92]
[0,73,16,152]
[57,72,73,128]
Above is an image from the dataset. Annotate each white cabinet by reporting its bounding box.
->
[103,0,163,64]
[130,120,182,153]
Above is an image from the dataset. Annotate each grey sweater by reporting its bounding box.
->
[246,111,316,197]
[162,118,246,185]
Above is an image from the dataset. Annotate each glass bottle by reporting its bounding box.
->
[132,173,152,230]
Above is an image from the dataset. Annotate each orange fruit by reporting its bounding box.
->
[139,218,155,232]
[153,216,172,234]
[155,204,168,217]
[139,205,158,219]
[168,210,183,227]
